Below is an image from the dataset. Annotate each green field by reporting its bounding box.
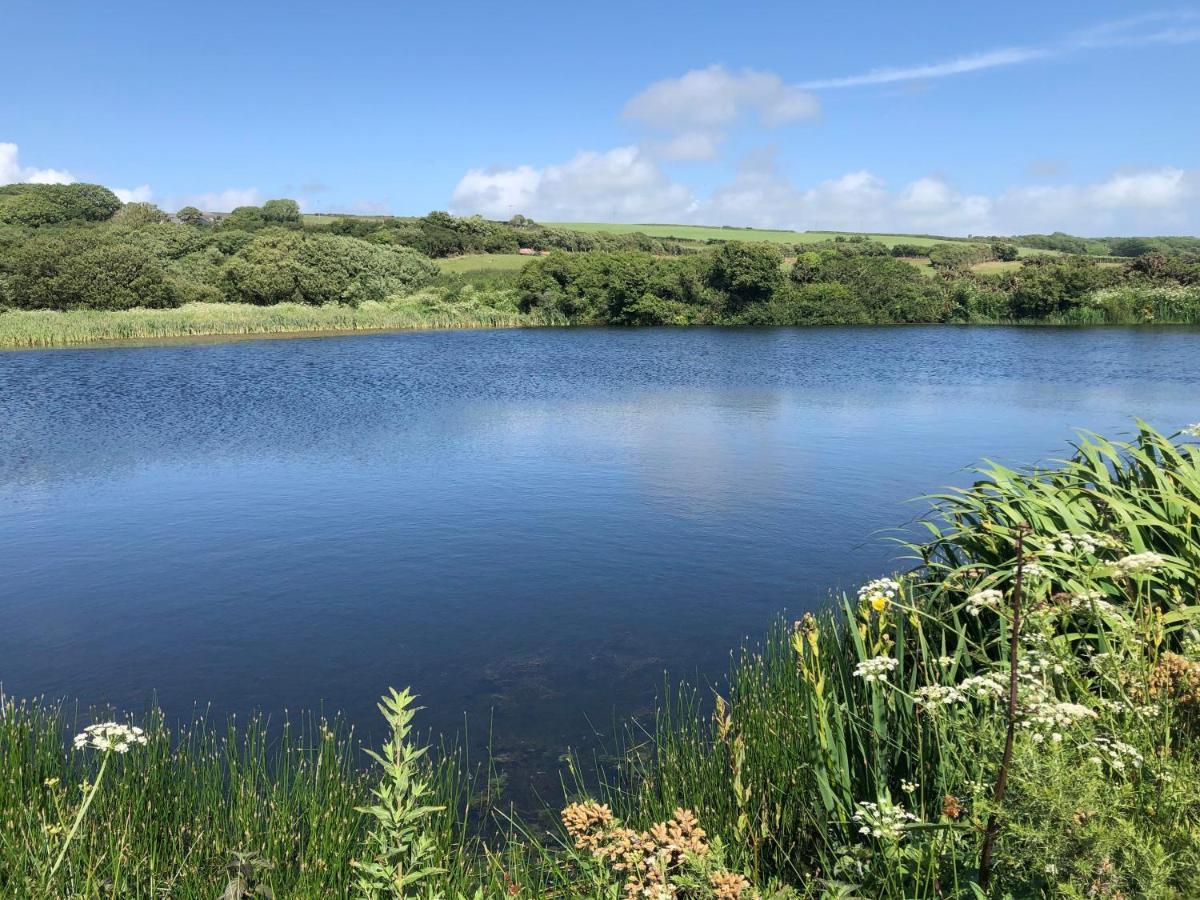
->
[547,221,1058,256]
[436,253,532,273]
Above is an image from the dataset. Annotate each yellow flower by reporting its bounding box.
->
[870,594,888,612]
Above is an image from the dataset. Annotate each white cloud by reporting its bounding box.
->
[651,132,725,162]
[800,11,1200,90]
[624,65,819,131]
[800,47,1047,90]
[451,146,696,222]
[113,185,154,204]
[176,187,263,212]
[0,142,75,185]
[451,143,1200,236]
[993,168,1200,233]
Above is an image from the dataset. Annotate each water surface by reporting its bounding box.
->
[1,326,1196,788]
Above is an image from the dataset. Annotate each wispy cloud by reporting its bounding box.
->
[800,10,1200,89]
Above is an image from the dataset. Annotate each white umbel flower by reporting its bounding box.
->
[853,655,900,684]
[966,589,1004,616]
[1112,552,1167,578]
[73,723,147,754]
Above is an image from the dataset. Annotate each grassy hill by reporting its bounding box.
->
[544,221,1053,255]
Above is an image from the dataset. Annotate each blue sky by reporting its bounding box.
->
[2,0,1198,234]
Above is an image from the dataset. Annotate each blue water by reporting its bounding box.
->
[1,326,1197,787]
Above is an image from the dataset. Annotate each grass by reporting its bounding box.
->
[547,222,1056,255]
[436,253,532,274]
[3,423,1198,898]
[0,295,555,349]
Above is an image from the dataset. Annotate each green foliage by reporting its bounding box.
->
[220,231,437,305]
[111,202,169,227]
[0,183,122,227]
[176,205,207,225]
[708,242,783,313]
[352,689,445,899]
[990,241,1019,262]
[222,205,267,231]
[260,199,302,227]
[1007,256,1119,318]
[5,231,179,310]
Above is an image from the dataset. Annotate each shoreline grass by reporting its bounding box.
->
[0,296,559,350]
[3,299,1198,351]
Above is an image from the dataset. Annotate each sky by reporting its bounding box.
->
[2,0,1199,236]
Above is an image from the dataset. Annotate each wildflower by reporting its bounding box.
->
[1087,736,1144,773]
[853,655,899,684]
[858,577,900,612]
[936,655,954,667]
[1111,552,1167,578]
[901,780,918,794]
[710,871,751,900]
[852,799,918,842]
[960,673,1007,700]
[1181,423,1200,438]
[913,684,965,709]
[1021,700,1097,734]
[941,795,963,820]
[966,588,1004,617]
[1014,561,1049,581]
[1053,532,1119,556]
[72,723,147,754]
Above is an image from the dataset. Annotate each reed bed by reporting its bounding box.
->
[0,293,558,349]
[3,423,1199,898]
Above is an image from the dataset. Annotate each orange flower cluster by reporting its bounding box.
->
[560,803,750,899]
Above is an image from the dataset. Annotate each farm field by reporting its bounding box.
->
[436,253,531,273]
[546,221,1055,254]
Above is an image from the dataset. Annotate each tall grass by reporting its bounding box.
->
[0,293,562,349]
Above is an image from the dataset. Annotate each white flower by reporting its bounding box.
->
[857,577,901,610]
[852,799,918,842]
[901,780,918,794]
[1014,561,1049,581]
[913,684,965,709]
[1111,552,1167,578]
[966,589,1004,617]
[1181,423,1200,438]
[73,722,147,754]
[960,673,1008,700]
[1087,736,1144,774]
[853,655,900,684]
[1020,701,1097,737]
[1052,531,1121,556]
[936,655,954,667]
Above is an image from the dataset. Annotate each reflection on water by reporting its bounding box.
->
[1,326,1197,794]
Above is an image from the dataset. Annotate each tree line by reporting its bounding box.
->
[515,242,1200,326]
[2,182,1198,324]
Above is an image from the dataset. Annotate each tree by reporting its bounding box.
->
[176,206,207,226]
[111,202,169,227]
[0,183,121,226]
[260,198,302,227]
[991,241,1019,262]
[1107,237,1160,258]
[6,232,178,309]
[707,242,783,313]
[221,205,266,231]
[220,231,437,305]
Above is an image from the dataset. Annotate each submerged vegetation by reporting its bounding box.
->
[2,183,1200,346]
[3,422,1199,897]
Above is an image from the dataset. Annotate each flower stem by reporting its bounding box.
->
[978,523,1029,890]
[46,751,109,886]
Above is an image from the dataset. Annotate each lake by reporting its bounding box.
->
[1,326,1197,793]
